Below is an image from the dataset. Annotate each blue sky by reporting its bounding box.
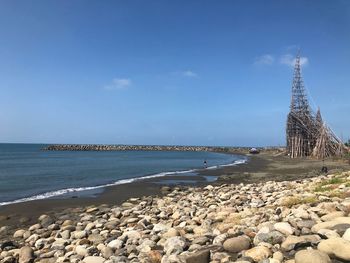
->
[0,0,349,146]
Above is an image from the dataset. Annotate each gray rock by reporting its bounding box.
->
[39,215,54,228]
[192,236,209,245]
[296,220,316,229]
[164,236,187,255]
[182,249,210,263]
[223,236,250,253]
[253,231,285,245]
[329,223,350,235]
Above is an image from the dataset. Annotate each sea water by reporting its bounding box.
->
[0,143,246,206]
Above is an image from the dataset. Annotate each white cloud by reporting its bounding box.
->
[182,70,198,77]
[104,78,131,90]
[254,54,274,65]
[280,54,309,67]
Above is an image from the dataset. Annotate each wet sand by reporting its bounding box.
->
[201,153,350,184]
[1,152,349,233]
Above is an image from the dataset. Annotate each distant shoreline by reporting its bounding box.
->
[43,143,283,153]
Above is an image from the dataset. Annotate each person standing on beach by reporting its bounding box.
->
[204,160,207,168]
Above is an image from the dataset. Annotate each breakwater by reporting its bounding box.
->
[44,144,251,153]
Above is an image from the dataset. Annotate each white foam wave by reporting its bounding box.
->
[0,158,246,207]
[0,169,195,207]
[205,158,247,169]
[219,158,247,167]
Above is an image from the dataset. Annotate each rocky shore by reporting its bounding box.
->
[43,144,259,153]
[1,171,350,263]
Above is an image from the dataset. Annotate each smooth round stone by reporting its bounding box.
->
[85,222,95,231]
[192,236,209,245]
[244,246,271,262]
[83,256,105,263]
[343,228,350,241]
[223,236,250,253]
[74,230,87,239]
[281,235,321,251]
[182,249,210,263]
[107,239,123,249]
[321,211,345,221]
[13,229,26,238]
[274,222,294,235]
[19,246,34,263]
[86,207,99,213]
[62,220,74,227]
[162,228,180,238]
[295,249,331,263]
[317,229,340,239]
[273,251,284,262]
[101,246,113,259]
[88,234,104,244]
[318,237,350,261]
[75,245,89,257]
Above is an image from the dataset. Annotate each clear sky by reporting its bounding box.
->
[0,0,349,146]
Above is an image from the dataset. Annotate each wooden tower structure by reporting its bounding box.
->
[286,52,347,159]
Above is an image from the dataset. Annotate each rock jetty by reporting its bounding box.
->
[44,144,252,153]
[1,172,350,263]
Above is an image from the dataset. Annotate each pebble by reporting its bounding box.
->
[274,222,294,235]
[244,246,271,262]
[2,171,350,263]
[295,249,331,263]
[83,256,105,263]
[223,236,250,253]
[318,237,350,261]
[19,246,34,263]
[343,228,350,241]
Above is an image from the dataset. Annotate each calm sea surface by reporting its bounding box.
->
[0,143,245,205]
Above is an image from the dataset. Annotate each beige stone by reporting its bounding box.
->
[318,237,350,261]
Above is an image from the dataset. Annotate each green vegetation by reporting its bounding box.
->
[313,177,347,192]
[314,185,332,192]
[282,196,318,208]
[319,177,345,186]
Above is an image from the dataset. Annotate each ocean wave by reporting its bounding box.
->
[205,158,247,169]
[0,158,246,207]
[219,158,247,167]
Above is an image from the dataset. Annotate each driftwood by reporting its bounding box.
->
[286,53,347,159]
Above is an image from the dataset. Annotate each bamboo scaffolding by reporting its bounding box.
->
[286,53,347,159]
